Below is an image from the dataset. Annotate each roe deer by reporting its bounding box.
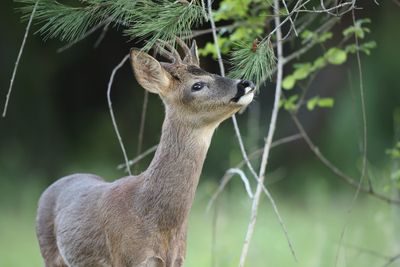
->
[36,39,255,267]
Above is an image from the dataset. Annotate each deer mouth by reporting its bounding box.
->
[230,86,255,104]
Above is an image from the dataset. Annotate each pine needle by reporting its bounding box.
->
[125,0,205,50]
[15,0,204,49]
[229,40,276,88]
[16,0,136,42]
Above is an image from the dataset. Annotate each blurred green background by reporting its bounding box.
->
[0,1,399,266]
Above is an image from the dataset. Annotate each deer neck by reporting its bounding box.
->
[137,111,216,229]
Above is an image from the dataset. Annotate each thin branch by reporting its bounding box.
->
[231,115,260,181]
[2,0,38,118]
[382,253,400,267]
[352,9,370,194]
[134,90,149,172]
[94,22,111,48]
[289,112,400,205]
[207,0,225,76]
[283,16,338,64]
[206,168,253,213]
[207,0,260,194]
[335,11,372,265]
[343,243,390,260]
[206,134,302,213]
[57,19,111,53]
[282,0,299,38]
[107,54,132,176]
[211,197,220,267]
[207,0,296,262]
[239,0,297,265]
[227,168,254,198]
[297,1,357,15]
[117,144,158,170]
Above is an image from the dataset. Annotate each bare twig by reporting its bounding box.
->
[207,0,225,76]
[343,243,390,260]
[231,115,259,180]
[134,90,149,171]
[206,134,302,213]
[227,168,254,198]
[289,112,400,205]
[2,0,38,118]
[282,0,299,38]
[117,144,158,170]
[239,1,297,265]
[352,9,370,194]
[207,0,296,262]
[382,253,400,267]
[335,11,371,266]
[283,16,338,64]
[107,54,132,176]
[94,22,111,48]
[57,19,111,53]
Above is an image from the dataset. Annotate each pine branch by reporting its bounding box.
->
[125,0,205,50]
[229,40,276,87]
[16,0,136,42]
[16,0,204,50]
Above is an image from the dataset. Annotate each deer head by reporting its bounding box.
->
[130,39,255,127]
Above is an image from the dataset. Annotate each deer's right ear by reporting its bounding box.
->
[130,49,172,94]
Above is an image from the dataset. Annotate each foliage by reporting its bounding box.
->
[16,0,205,50]
[125,0,205,50]
[279,18,377,113]
[228,40,276,87]
[386,142,400,159]
[16,0,136,42]
[198,0,269,58]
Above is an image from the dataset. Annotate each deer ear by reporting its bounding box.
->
[190,40,200,66]
[130,49,172,94]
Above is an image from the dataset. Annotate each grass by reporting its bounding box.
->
[0,180,399,267]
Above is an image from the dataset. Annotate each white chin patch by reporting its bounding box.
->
[237,92,254,106]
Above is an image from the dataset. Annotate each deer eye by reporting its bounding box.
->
[191,82,205,91]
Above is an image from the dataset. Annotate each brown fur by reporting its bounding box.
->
[36,42,255,267]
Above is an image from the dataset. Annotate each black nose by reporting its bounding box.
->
[237,80,255,91]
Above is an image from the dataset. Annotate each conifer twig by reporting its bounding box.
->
[239,0,297,265]
[107,54,132,176]
[2,0,38,118]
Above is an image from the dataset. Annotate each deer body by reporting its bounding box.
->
[36,40,255,267]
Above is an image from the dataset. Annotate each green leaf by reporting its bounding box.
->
[360,41,377,55]
[284,95,299,110]
[214,0,252,21]
[293,63,312,80]
[301,30,315,42]
[312,57,326,70]
[282,75,296,90]
[318,32,333,43]
[307,97,319,111]
[318,98,334,108]
[199,37,230,58]
[325,48,347,65]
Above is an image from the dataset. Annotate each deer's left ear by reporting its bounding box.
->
[130,49,172,94]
